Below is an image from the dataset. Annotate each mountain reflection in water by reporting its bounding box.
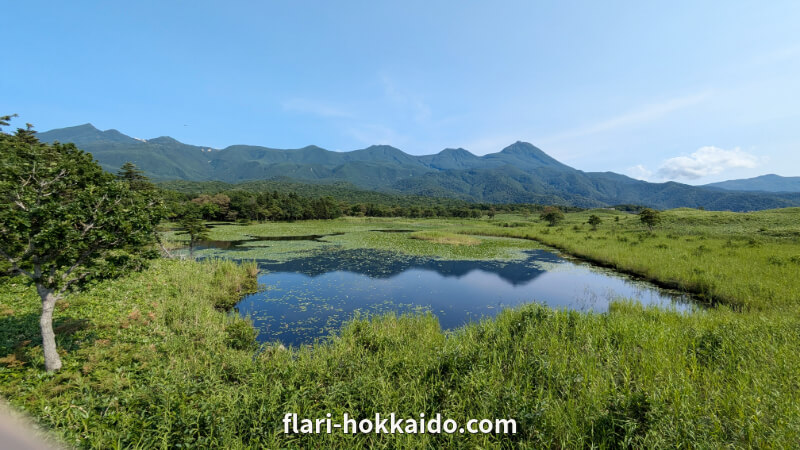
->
[237,249,691,346]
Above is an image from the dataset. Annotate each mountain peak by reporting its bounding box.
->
[356,144,410,158]
[438,147,476,157]
[484,141,569,171]
[419,147,480,170]
[148,136,183,145]
[499,141,544,154]
[364,144,402,152]
[37,123,140,145]
[74,123,99,131]
[51,123,100,134]
[298,145,328,152]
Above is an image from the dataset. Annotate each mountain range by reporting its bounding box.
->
[704,174,800,193]
[37,124,800,211]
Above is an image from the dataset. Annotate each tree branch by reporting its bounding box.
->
[58,271,91,298]
[60,243,101,281]
[0,247,33,278]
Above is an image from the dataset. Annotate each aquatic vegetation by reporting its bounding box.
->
[409,231,481,246]
[164,218,542,261]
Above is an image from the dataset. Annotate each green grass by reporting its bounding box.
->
[456,208,800,311]
[2,268,798,447]
[0,259,260,447]
[2,208,800,447]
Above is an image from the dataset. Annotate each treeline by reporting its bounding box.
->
[143,164,594,222]
[163,187,585,222]
[169,191,342,221]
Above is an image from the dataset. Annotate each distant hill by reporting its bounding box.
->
[704,174,800,193]
[37,123,800,211]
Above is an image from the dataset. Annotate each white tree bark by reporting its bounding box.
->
[35,284,62,372]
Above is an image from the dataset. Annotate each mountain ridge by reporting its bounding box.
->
[704,174,800,193]
[36,124,800,211]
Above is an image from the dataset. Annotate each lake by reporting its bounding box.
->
[232,247,691,346]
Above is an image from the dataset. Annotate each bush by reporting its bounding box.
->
[639,208,661,231]
[587,214,602,230]
[540,206,565,227]
[225,318,259,350]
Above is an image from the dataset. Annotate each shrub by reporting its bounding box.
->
[225,318,259,350]
[540,207,565,227]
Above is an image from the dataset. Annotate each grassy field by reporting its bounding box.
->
[2,208,800,447]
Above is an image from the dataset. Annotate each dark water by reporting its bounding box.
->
[236,248,691,346]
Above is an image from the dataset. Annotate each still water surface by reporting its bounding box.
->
[234,248,691,346]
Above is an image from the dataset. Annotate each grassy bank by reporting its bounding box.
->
[462,208,800,311]
[2,208,800,447]
[2,259,799,447]
[0,259,258,448]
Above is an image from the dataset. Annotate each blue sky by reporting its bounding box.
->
[3,1,799,184]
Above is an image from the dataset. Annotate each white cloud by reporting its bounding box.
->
[656,146,760,180]
[540,91,712,144]
[626,164,653,181]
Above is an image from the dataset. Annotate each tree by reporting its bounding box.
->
[540,206,565,227]
[587,214,602,230]
[0,124,164,371]
[312,196,341,220]
[0,114,18,130]
[487,207,496,219]
[639,208,662,231]
[116,162,152,191]
[176,204,209,257]
[191,193,231,220]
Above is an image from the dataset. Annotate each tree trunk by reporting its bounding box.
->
[35,284,62,372]
[158,240,173,258]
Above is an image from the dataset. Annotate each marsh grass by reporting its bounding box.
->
[459,208,800,312]
[2,208,800,447]
[2,264,798,447]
